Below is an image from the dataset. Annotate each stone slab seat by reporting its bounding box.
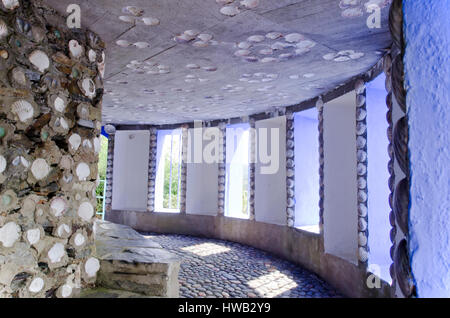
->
[91,220,180,298]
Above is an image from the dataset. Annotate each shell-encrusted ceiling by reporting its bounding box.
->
[43,0,392,125]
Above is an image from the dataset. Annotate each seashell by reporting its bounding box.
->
[259,48,273,55]
[334,56,351,62]
[393,117,409,175]
[279,53,293,59]
[69,134,81,151]
[356,94,366,107]
[220,5,240,16]
[31,158,50,180]
[69,40,84,59]
[11,100,34,123]
[323,52,337,61]
[355,79,366,95]
[192,40,208,48]
[0,49,8,59]
[392,55,406,112]
[50,197,68,217]
[80,78,96,98]
[184,29,200,37]
[0,222,21,247]
[358,203,367,218]
[142,17,160,26]
[134,42,150,49]
[88,49,97,63]
[119,16,135,23]
[266,32,282,40]
[76,162,90,181]
[260,57,277,63]
[174,33,194,43]
[394,178,409,234]
[29,50,50,73]
[2,0,19,10]
[285,33,305,43]
[296,40,316,49]
[248,35,265,43]
[116,40,131,47]
[359,232,368,247]
[389,0,404,52]
[186,64,200,69]
[197,33,213,42]
[241,0,259,9]
[394,239,415,297]
[359,247,368,263]
[203,66,217,72]
[10,67,27,86]
[295,48,311,55]
[0,155,6,173]
[234,49,251,57]
[123,6,144,17]
[238,41,252,49]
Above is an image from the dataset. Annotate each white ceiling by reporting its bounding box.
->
[43,0,392,125]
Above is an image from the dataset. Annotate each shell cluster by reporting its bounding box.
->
[286,112,296,227]
[233,32,317,64]
[173,30,216,48]
[0,0,103,298]
[217,0,260,17]
[217,123,227,216]
[353,79,369,264]
[146,128,157,212]
[384,0,415,298]
[316,98,325,226]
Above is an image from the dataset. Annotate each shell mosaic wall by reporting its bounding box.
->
[0,0,104,298]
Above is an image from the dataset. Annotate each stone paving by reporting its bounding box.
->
[141,233,343,298]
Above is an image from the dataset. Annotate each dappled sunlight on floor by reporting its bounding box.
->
[248,271,298,298]
[181,243,231,257]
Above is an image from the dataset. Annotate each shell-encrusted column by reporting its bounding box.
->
[355,79,369,265]
[104,125,115,215]
[286,111,295,227]
[248,119,256,221]
[179,125,188,214]
[316,97,325,229]
[217,122,226,216]
[147,128,157,213]
[0,0,104,298]
[387,0,415,298]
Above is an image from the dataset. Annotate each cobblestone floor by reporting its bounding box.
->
[141,233,343,298]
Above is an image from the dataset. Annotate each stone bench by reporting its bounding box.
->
[91,220,180,298]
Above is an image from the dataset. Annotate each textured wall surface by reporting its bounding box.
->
[0,0,104,297]
[404,1,450,298]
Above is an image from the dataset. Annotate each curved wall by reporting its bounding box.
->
[106,210,391,298]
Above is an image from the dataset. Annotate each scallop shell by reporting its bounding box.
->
[50,197,68,217]
[11,100,34,123]
[285,33,304,43]
[142,17,160,26]
[234,49,251,57]
[11,67,27,86]
[186,64,200,69]
[76,162,90,181]
[323,53,337,61]
[29,50,50,73]
[69,40,84,59]
[220,5,240,16]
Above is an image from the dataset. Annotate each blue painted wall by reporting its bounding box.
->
[404,1,450,297]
